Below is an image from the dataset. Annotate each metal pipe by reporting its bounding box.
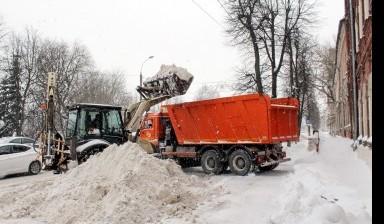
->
[348,0,359,149]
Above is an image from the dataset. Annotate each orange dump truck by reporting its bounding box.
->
[139,93,299,175]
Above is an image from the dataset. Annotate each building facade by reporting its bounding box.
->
[333,0,372,168]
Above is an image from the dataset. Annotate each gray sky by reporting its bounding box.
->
[0,0,344,100]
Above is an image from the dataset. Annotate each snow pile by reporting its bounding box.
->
[267,133,372,224]
[0,142,220,224]
[148,64,193,82]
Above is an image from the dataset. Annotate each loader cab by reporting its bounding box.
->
[139,112,169,147]
[65,104,127,153]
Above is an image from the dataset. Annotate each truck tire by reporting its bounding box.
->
[258,163,279,172]
[229,149,252,176]
[201,150,223,175]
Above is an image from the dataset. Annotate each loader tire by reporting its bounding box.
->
[77,145,106,164]
[201,150,223,175]
[229,149,252,176]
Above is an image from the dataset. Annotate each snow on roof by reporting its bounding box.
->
[71,103,122,109]
[0,136,33,143]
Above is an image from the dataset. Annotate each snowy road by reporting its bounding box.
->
[0,133,372,224]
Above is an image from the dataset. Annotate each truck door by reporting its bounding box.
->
[140,118,155,141]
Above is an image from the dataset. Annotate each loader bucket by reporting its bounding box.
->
[137,64,194,100]
[136,138,157,154]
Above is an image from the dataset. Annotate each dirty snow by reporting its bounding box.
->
[0,132,372,224]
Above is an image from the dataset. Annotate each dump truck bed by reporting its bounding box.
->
[163,93,299,145]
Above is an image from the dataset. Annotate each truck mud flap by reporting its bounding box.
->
[259,158,291,167]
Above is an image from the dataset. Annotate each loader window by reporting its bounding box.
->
[77,109,101,138]
[66,110,77,139]
[101,110,123,136]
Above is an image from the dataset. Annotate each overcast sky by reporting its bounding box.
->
[0,0,344,100]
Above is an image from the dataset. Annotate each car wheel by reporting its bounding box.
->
[29,160,41,175]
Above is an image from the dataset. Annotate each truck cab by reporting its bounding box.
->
[139,112,170,151]
[65,103,127,163]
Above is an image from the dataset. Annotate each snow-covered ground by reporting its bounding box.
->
[0,132,372,224]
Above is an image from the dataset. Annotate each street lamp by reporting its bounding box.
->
[140,56,154,101]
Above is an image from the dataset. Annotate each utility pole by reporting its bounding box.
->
[140,56,154,101]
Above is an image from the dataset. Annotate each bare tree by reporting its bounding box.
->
[311,43,337,102]
[225,0,266,94]
[33,40,93,133]
[75,70,134,107]
[283,28,317,131]
[0,17,6,48]
[194,84,220,101]
[225,0,316,97]
[305,88,321,130]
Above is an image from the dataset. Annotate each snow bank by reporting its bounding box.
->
[267,133,372,224]
[0,142,220,224]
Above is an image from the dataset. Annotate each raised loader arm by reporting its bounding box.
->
[124,64,193,138]
[125,95,172,135]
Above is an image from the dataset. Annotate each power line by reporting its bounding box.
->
[216,0,233,19]
[190,0,226,30]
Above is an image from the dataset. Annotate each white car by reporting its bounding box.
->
[0,136,36,146]
[0,143,42,178]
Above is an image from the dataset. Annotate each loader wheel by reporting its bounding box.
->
[229,149,252,176]
[201,150,223,175]
[77,146,105,164]
[29,161,41,175]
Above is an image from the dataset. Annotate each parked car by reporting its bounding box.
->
[0,136,36,146]
[0,143,42,178]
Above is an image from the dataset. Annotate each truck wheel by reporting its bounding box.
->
[258,163,279,172]
[229,149,252,176]
[201,150,223,175]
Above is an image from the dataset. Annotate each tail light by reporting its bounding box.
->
[282,151,286,158]
[257,157,264,164]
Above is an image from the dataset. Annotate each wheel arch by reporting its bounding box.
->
[228,144,254,158]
